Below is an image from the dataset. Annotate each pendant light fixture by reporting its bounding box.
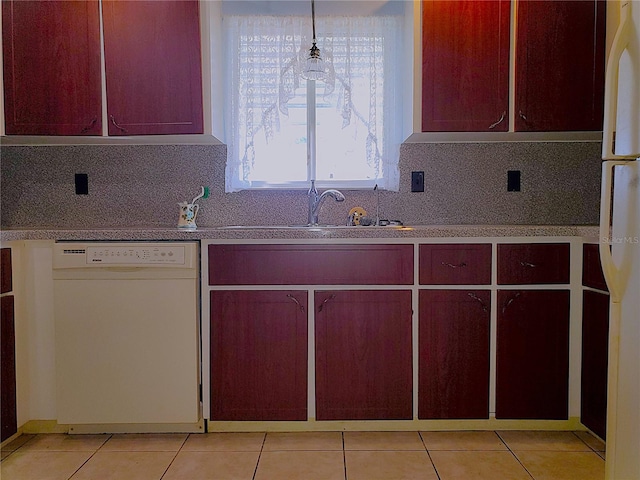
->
[301,0,325,81]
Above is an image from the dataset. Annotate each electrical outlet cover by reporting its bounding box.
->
[411,171,425,192]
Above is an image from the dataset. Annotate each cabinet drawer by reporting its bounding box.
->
[208,244,413,285]
[419,244,491,285]
[1,248,12,294]
[497,243,570,285]
[582,244,608,291]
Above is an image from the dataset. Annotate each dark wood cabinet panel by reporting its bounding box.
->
[210,290,308,421]
[1,248,12,294]
[209,244,414,286]
[2,0,102,135]
[102,0,203,135]
[421,0,510,132]
[419,244,492,285]
[419,290,490,419]
[581,290,609,439]
[583,243,608,291]
[315,290,413,420]
[496,290,570,419]
[498,243,570,285]
[515,0,606,131]
[1,295,17,441]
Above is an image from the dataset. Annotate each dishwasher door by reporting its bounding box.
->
[53,242,201,433]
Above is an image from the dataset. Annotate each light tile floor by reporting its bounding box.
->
[0,430,606,480]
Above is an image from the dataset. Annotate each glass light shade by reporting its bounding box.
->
[301,42,325,81]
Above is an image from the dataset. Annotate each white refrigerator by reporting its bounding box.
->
[599,1,640,479]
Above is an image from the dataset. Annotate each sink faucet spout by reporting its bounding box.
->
[307,180,345,226]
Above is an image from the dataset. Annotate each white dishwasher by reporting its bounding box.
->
[53,242,202,434]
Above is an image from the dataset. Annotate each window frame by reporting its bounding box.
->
[220,9,407,192]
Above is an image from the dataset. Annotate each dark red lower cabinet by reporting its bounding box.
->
[1,295,17,441]
[581,290,609,439]
[315,290,413,420]
[496,290,570,419]
[210,290,308,421]
[419,290,491,419]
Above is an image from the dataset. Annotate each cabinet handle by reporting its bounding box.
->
[81,117,97,134]
[441,261,467,269]
[110,115,128,133]
[488,111,506,130]
[519,261,538,268]
[286,294,305,313]
[518,110,528,122]
[317,294,336,313]
[467,292,488,313]
[502,292,521,314]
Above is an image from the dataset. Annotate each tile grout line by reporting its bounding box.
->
[67,433,113,480]
[571,430,605,454]
[342,431,348,480]
[0,434,35,463]
[251,432,267,480]
[159,433,191,480]
[494,431,536,480]
[419,431,442,480]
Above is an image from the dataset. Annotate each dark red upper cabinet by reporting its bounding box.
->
[515,0,606,131]
[2,0,102,135]
[102,1,204,135]
[421,0,510,132]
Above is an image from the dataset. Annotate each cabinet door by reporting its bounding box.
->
[315,290,413,420]
[102,0,203,135]
[515,0,606,131]
[210,290,307,421]
[1,248,12,294]
[496,290,570,419]
[583,243,608,291]
[1,296,17,441]
[421,0,510,132]
[2,0,102,135]
[581,290,609,439]
[419,290,490,419]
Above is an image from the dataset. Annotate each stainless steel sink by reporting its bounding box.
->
[215,224,410,230]
[216,224,345,230]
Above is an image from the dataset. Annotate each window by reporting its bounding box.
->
[222,3,406,192]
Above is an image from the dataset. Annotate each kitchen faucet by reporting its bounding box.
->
[307,180,345,226]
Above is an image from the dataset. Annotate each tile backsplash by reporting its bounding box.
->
[1,140,602,228]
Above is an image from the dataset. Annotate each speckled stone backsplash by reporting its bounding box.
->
[1,141,602,228]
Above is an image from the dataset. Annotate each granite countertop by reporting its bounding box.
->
[0,225,601,242]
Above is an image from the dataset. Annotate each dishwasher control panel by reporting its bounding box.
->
[53,242,197,269]
[86,245,186,265]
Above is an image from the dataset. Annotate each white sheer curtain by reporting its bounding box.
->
[223,12,403,192]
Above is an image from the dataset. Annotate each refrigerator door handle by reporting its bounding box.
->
[599,160,630,302]
[602,1,632,160]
